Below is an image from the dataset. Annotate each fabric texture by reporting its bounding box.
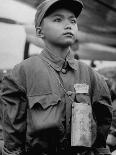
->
[1,49,112,155]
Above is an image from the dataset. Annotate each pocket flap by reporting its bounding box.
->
[75,94,91,104]
[28,94,61,109]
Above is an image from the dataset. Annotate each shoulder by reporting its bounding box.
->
[20,55,43,68]
[10,55,44,82]
[77,60,90,70]
[75,60,106,83]
[13,55,44,73]
[75,60,96,75]
[5,55,46,90]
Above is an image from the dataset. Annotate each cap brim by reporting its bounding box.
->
[44,0,83,18]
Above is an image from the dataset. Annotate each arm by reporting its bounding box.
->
[90,69,112,154]
[1,66,27,155]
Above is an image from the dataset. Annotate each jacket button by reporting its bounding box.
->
[67,91,73,96]
[61,69,67,74]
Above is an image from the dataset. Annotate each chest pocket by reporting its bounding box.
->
[27,93,62,133]
[75,94,97,144]
[75,94,91,105]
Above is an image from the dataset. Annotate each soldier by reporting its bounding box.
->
[1,0,112,155]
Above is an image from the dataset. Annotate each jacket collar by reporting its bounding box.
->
[40,47,78,71]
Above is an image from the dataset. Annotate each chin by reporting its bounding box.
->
[56,39,74,47]
[63,39,73,44]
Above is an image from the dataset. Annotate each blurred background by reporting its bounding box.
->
[0,0,116,80]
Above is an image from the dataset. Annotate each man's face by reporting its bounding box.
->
[40,8,78,47]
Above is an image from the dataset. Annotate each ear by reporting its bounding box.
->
[36,27,44,38]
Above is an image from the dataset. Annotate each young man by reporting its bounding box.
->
[1,0,112,155]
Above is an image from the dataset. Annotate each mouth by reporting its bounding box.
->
[63,32,73,37]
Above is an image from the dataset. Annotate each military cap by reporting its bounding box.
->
[35,0,83,28]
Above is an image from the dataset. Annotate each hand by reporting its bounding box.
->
[107,134,116,146]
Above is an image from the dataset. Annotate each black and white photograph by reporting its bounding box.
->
[0,0,116,155]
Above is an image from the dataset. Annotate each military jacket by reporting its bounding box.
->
[1,49,112,155]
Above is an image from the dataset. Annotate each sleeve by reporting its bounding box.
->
[1,65,27,155]
[90,68,113,154]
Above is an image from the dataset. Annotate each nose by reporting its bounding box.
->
[64,24,71,30]
[64,20,72,30]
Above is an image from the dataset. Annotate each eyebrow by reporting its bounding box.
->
[51,13,76,19]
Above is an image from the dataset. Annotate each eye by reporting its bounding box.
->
[71,18,77,24]
[53,17,62,22]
